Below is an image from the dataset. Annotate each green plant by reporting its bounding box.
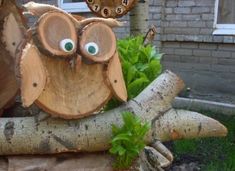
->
[118,36,162,99]
[109,112,150,169]
[105,36,163,111]
[172,112,235,171]
[174,139,197,159]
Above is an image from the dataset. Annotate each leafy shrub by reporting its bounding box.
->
[118,36,162,99]
[109,112,150,169]
[105,36,163,111]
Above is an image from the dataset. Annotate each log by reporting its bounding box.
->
[0,0,26,111]
[0,71,227,155]
[106,51,127,102]
[85,0,137,18]
[33,11,77,58]
[130,0,149,35]
[79,22,116,63]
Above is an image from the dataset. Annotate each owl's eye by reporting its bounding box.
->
[85,42,99,56]
[79,22,116,62]
[60,39,75,53]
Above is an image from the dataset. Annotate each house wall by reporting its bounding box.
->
[18,0,235,103]
[159,0,235,103]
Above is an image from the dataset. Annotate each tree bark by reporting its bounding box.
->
[0,71,227,155]
[130,0,149,35]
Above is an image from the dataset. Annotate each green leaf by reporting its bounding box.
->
[109,112,150,169]
[127,77,149,99]
[111,133,131,142]
[127,66,137,84]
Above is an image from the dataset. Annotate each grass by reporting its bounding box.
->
[171,111,235,171]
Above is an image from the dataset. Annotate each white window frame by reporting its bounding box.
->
[213,0,235,35]
[58,0,90,13]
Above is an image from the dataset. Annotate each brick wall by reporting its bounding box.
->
[160,0,235,103]
[18,0,161,41]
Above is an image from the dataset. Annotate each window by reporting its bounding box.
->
[213,0,235,35]
[58,0,90,13]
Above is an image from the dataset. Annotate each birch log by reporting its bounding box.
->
[0,71,227,155]
[130,0,149,35]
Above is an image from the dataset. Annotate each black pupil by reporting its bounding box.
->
[65,42,73,51]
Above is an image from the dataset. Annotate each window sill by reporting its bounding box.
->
[58,1,90,13]
[213,29,235,35]
[62,8,90,13]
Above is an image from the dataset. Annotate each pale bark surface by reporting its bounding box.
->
[0,71,227,155]
[130,0,149,35]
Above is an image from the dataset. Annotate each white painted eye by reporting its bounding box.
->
[85,42,99,56]
[60,39,75,53]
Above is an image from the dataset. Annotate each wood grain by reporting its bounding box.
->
[35,12,77,57]
[36,55,112,119]
[20,43,47,107]
[79,22,116,63]
[106,51,127,102]
[86,0,137,18]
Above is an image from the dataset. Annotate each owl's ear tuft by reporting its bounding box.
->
[33,11,77,58]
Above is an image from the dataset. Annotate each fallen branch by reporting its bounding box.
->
[0,71,227,155]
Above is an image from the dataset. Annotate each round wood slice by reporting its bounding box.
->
[20,43,47,107]
[86,0,137,18]
[0,0,27,112]
[36,55,112,119]
[2,13,24,58]
[79,22,116,63]
[106,51,127,102]
[35,12,77,57]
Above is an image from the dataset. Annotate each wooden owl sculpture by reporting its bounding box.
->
[17,3,127,119]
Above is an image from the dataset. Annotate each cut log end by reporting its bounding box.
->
[85,0,137,18]
[19,43,47,107]
[79,22,116,63]
[36,12,77,57]
[154,109,228,142]
[2,13,24,58]
[106,51,127,102]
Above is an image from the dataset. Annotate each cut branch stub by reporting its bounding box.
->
[106,51,127,102]
[35,12,77,57]
[79,22,116,63]
[19,43,47,107]
[36,55,112,119]
[86,0,137,18]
